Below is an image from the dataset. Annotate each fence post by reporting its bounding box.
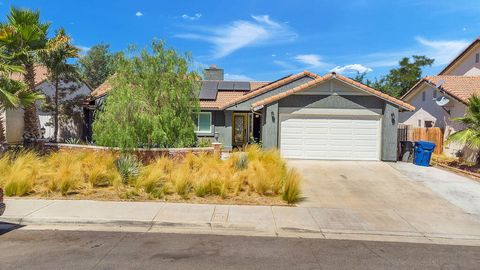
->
[211,142,222,158]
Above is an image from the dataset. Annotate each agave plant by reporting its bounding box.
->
[115,154,140,184]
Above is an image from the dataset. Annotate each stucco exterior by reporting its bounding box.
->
[4,80,91,143]
[201,77,401,161]
[443,43,480,76]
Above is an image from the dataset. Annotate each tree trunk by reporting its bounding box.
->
[54,78,59,142]
[23,61,40,138]
[0,112,5,143]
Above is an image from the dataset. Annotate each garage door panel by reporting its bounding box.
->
[280,115,380,161]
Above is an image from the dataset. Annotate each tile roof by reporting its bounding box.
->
[251,72,415,111]
[219,71,319,109]
[403,76,480,104]
[200,91,247,109]
[9,65,49,86]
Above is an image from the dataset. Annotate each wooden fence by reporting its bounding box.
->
[397,124,444,155]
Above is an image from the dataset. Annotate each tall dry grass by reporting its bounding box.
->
[0,145,301,203]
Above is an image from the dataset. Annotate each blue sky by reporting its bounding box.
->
[1,0,480,81]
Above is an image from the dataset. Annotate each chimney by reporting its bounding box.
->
[204,64,224,81]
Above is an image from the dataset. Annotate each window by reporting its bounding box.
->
[433,89,437,99]
[418,120,422,127]
[476,53,480,63]
[425,121,434,128]
[195,112,212,133]
[422,91,426,101]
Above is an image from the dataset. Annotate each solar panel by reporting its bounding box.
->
[234,81,250,91]
[218,81,235,90]
[199,81,218,100]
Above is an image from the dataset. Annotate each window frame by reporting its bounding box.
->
[422,91,426,102]
[195,112,212,134]
[476,53,480,63]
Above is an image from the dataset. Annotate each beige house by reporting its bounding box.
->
[1,65,92,143]
[400,38,480,159]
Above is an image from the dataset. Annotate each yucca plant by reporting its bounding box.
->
[115,154,140,184]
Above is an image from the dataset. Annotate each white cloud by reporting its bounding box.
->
[182,13,202,20]
[224,73,254,81]
[294,54,326,68]
[363,36,469,68]
[175,14,297,58]
[330,64,372,74]
[273,60,295,70]
[415,36,469,65]
[77,45,91,54]
[135,11,143,17]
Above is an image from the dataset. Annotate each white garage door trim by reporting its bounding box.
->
[279,114,382,161]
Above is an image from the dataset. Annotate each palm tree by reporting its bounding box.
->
[40,28,80,142]
[447,95,480,151]
[0,7,50,138]
[0,51,43,143]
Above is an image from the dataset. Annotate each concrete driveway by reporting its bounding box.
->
[288,160,480,238]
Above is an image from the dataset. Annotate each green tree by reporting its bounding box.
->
[77,43,121,89]
[447,95,480,151]
[352,56,434,98]
[0,7,50,137]
[0,50,43,143]
[40,28,80,142]
[92,41,200,149]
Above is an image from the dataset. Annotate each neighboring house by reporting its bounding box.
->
[400,38,480,159]
[87,65,413,161]
[1,65,92,143]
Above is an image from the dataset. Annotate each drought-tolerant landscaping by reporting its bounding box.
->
[0,145,301,205]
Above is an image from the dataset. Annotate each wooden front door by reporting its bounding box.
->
[233,113,247,146]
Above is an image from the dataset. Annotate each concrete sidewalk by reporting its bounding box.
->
[2,198,480,246]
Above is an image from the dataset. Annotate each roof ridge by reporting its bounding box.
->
[252,72,414,111]
[219,70,320,109]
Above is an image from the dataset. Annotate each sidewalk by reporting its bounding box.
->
[2,198,480,246]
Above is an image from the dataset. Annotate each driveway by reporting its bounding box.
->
[288,160,480,238]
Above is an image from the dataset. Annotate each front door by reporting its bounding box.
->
[233,113,247,146]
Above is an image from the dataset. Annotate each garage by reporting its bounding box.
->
[280,115,381,160]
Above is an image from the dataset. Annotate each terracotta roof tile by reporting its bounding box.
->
[200,91,246,109]
[252,72,415,111]
[9,65,49,86]
[219,71,319,109]
[419,76,480,104]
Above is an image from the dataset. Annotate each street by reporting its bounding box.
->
[0,228,479,270]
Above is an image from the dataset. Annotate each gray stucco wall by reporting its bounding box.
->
[279,95,384,111]
[381,103,399,162]
[262,102,279,149]
[196,110,233,149]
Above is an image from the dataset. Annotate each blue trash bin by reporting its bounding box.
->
[413,141,436,167]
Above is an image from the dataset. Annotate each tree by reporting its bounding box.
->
[92,41,200,149]
[0,50,43,143]
[77,43,121,89]
[40,28,80,142]
[352,56,434,98]
[447,95,480,151]
[0,7,50,137]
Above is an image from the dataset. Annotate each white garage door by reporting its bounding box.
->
[280,115,381,160]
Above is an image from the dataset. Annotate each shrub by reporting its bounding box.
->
[2,152,41,196]
[197,138,211,147]
[282,168,302,204]
[115,154,140,184]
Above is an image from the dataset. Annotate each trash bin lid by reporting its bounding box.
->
[415,141,436,150]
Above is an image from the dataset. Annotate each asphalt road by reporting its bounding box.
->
[0,228,479,270]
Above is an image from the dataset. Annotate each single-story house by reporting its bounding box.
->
[87,65,414,161]
[400,38,480,160]
[1,65,92,143]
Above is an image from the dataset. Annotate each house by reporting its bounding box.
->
[87,65,413,161]
[400,38,480,159]
[1,65,93,143]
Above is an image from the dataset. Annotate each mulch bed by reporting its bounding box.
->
[431,157,480,181]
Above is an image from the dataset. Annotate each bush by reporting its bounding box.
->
[197,138,211,147]
[282,169,302,203]
[2,152,41,196]
[115,154,140,184]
